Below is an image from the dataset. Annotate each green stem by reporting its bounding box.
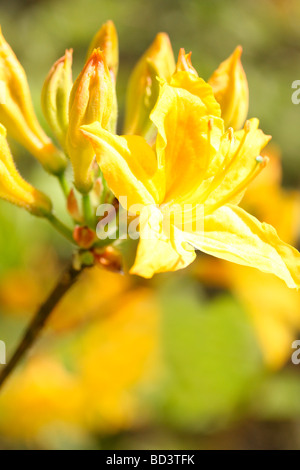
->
[46,213,75,244]
[57,172,70,198]
[82,193,94,228]
[99,171,108,204]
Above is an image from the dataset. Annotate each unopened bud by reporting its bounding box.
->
[41,49,73,152]
[67,49,114,193]
[73,225,97,249]
[86,20,119,82]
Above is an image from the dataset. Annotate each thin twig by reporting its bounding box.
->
[0,262,83,390]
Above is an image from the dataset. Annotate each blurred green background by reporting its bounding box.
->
[0,0,300,450]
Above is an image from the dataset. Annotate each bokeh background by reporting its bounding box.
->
[0,0,300,450]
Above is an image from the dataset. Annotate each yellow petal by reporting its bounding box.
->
[81,122,161,207]
[130,206,196,278]
[186,204,300,289]
[169,71,221,118]
[150,80,224,203]
[209,46,249,130]
[0,125,52,216]
[124,33,175,137]
[67,49,114,193]
[172,46,221,117]
[0,28,67,174]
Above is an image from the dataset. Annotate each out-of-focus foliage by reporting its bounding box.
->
[1,0,300,450]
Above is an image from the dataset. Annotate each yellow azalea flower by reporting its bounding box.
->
[81,72,300,287]
[0,124,52,216]
[67,49,114,194]
[208,46,249,130]
[124,32,175,138]
[0,28,67,174]
[41,49,73,152]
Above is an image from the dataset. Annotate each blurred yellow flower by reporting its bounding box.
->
[0,262,130,332]
[0,357,85,442]
[0,269,42,313]
[48,267,130,332]
[0,288,159,442]
[0,28,67,175]
[76,288,159,433]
